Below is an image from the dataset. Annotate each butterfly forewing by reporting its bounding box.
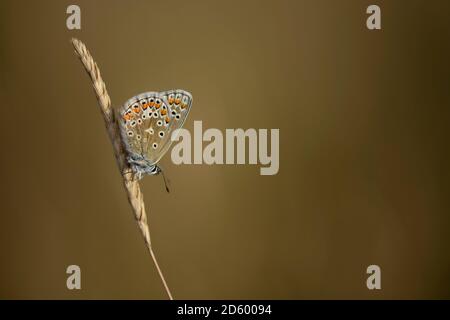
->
[119,89,193,166]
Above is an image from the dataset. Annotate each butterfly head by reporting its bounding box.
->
[126,155,170,192]
[127,155,159,177]
[150,164,162,175]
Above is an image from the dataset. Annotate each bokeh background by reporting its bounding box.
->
[0,0,449,299]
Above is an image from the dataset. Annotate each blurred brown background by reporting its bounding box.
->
[0,0,449,299]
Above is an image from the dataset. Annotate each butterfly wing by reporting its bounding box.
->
[118,89,193,166]
[149,89,193,164]
[155,89,193,161]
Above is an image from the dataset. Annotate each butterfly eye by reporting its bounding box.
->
[171,110,177,116]
[152,143,158,149]
[157,120,163,126]
[137,119,142,124]
[175,114,180,120]
[127,131,133,136]
[140,99,147,105]
[159,131,164,137]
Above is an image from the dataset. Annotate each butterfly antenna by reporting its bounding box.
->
[161,169,171,193]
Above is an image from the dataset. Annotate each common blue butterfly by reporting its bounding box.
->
[118,89,193,189]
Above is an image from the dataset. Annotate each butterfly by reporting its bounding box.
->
[118,89,193,191]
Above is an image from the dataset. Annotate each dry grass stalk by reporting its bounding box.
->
[71,38,173,300]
